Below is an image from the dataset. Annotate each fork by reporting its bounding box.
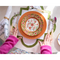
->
[47,16,51,34]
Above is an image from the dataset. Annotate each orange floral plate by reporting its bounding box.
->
[18,11,47,39]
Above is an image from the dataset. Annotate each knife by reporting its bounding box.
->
[47,16,51,34]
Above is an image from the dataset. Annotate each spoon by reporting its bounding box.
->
[51,17,57,39]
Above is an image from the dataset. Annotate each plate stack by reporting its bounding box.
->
[18,11,47,39]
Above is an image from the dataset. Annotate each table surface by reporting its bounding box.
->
[0,6,60,53]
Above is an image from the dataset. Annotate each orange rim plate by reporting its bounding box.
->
[18,11,47,39]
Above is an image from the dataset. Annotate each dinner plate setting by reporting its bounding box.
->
[18,11,47,39]
[10,6,56,48]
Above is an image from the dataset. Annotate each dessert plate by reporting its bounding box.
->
[21,13,43,36]
[18,11,47,39]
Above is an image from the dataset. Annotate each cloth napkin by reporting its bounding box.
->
[0,6,12,38]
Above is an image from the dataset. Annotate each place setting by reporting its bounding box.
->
[10,6,57,48]
[0,6,58,54]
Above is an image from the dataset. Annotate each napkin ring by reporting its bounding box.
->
[4,17,9,20]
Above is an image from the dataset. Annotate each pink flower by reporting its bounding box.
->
[24,28,25,29]
[29,33,30,35]
[54,17,57,22]
[34,21,36,23]
[31,23,34,26]
[22,22,24,24]
[31,15,34,17]
[36,24,38,25]
[28,21,29,22]
[35,15,36,16]
[33,27,35,29]
[38,31,40,33]
[25,17,26,19]
[41,21,42,23]
[38,16,39,18]
[40,18,41,20]
[31,20,32,22]
[32,34,34,36]
[28,15,30,17]
[35,33,37,34]
[54,17,57,20]
[25,30,28,33]
[29,27,31,29]
[22,26,23,27]
[40,25,43,27]
[23,20,25,21]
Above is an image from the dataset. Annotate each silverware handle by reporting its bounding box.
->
[37,9,44,13]
[47,30,50,34]
[51,29,53,39]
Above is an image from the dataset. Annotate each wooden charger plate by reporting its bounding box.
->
[18,11,47,39]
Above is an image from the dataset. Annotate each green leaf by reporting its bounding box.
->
[22,8,27,10]
[13,26,15,28]
[47,12,51,19]
[21,38,38,48]
[40,6,44,10]
[44,33,47,39]
[50,32,52,35]
[27,3,30,9]
[44,10,51,19]
[51,19,53,21]
[10,17,14,26]
[37,39,44,42]
[53,24,56,32]
[10,14,20,26]
[17,35,23,38]
[20,8,22,15]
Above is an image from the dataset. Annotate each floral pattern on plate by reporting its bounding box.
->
[26,18,39,32]
[21,14,43,36]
